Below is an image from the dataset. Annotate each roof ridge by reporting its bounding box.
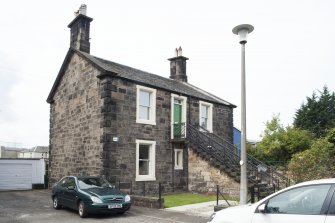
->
[48,48,235,107]
[78,50,169,80]
[182,82,235,106]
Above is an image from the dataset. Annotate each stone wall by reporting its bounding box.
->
[187,97,234,143]
[213,104,234,142]
[99,76,188,194]
[49,53,103,184]
[131,195,164,209]
[188,149,239,197]
[49,53,190,192]
[49,52,234,194]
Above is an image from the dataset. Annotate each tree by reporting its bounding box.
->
[249,115,313,166]
[288,128,335,183]
[294,86,335,138]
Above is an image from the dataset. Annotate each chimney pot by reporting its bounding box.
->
[79,4,87,15]
[178,46,182,56]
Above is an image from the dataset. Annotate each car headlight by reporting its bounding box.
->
[208,212,216,222]
[91,196,103,203]
[125,195,131,202]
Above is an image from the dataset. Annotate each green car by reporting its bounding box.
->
[51,176,131,218]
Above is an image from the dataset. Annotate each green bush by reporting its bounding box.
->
[288,130,335,183]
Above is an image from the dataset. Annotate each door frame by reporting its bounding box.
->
[171,94,187,139]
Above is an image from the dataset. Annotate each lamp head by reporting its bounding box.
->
[232,24,254,44]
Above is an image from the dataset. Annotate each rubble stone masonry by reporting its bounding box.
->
[49,53,189,193]
[49,54,103,183]
[188,149,240,197]
[49,51,234,195]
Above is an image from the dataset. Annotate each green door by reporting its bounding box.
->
[173,99,182,138]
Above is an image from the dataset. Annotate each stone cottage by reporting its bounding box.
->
[47,5,242,196]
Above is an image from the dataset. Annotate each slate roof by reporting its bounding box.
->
[1,146,48,153]
[0,146,26,152]
[47,48,236,108]
[30,146,49,153]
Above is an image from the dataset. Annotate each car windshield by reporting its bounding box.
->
[77,177,113,189]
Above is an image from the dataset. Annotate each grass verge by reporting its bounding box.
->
[162,193,218,208]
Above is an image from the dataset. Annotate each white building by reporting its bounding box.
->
[18,146,49,159]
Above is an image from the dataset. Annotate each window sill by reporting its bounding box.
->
[136,119,156,125]
[136,176,156,182]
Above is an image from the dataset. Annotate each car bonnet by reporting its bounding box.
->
[81,187,126,197]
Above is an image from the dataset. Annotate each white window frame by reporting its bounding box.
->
[171,94,187,139]
[135,139,156,181]
[136,85,156,125]
[174,149,183,170]
[199,101,213,132]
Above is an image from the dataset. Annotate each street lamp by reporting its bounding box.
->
[232,24,254,205]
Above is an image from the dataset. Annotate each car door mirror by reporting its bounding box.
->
[258,204,266,213]
[67,185,75,190]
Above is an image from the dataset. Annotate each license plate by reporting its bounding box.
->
[108,204,122,209]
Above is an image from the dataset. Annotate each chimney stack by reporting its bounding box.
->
[68,4,93,53]
[168,47,189,82]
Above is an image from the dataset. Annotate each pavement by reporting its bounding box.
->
[165,200,238,218]
[0,190,210,223]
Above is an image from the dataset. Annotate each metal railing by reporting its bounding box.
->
[182,123,289,197]
[172,123,186,139]
[216,185,232,207]
[196,125,289,187]
[186,124,258,185]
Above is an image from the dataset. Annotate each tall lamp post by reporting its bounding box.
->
[232,24,254,205]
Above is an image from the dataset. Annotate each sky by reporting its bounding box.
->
[1,0,335,148]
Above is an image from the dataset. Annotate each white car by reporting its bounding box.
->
[208,178,335,223]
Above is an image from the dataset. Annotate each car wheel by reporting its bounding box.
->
[78,201,88,218]
[53,196,61,209]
